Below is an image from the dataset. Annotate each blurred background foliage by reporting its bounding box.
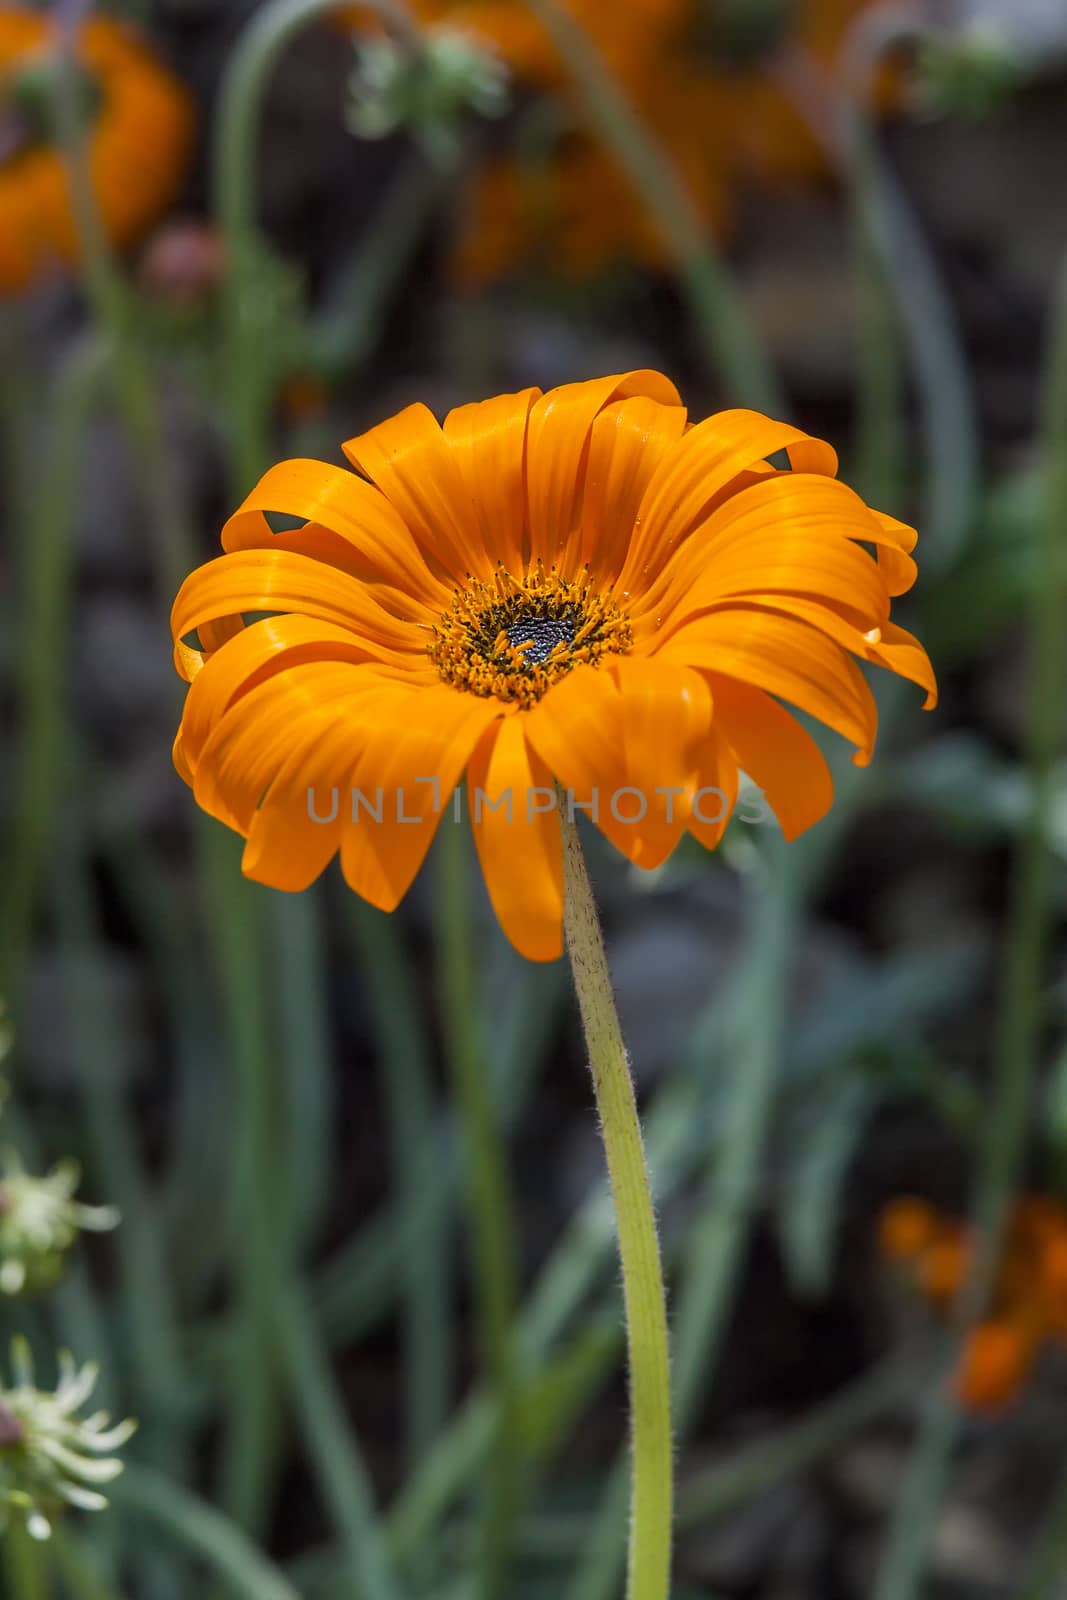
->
[0,0,1066,1596]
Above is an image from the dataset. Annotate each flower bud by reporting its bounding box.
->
[347,25,510,168]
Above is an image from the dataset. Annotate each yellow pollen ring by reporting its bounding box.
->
[429,563,633,707]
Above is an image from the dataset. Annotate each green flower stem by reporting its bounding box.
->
[0,337,104,1010]
[559,812,673,1600]
[522,0,781,413]
[776,20,977,566]
[52,27,195,597]
[51,1529,126,1600]
[672,842,797,1426]
[873,255,1067,1600]
[2,1523,49,1600]
[388,1014,731,1567]
[60,48,281,1524]
[570,839,796,1600]
[213,0,418,490]
[307,153,447,381]
[348,899,452,1475]
[436,820,523,1597]
[114,1467,303,1600]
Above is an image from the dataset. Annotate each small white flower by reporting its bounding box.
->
[0,1152,119,1298]
[0,1340,135,1540]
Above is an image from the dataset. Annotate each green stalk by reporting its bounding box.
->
[436,820,523,1597]
[51,1530,126,1600]
[348,899,452,1473]
[559,812,672,1600]
[521,0,780,412]
[672,842,797,1425]
[272,1284,401,1600]
[273,887,335,1257]
[0,337,103,1012]
[198,832,280,1534]
[52,27,194,596]
[213,0,417,491]
[114,1467,303,1600]
[1,1524,48,1600]
[773,26,976,562]
[873,255,1067,1600]
[570,840,795,1600]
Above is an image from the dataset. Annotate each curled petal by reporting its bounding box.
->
[342,403,488,584]
[658,606,880,766]
[222,458,451,614]
[617,411,839,590]
[170,549,426,678]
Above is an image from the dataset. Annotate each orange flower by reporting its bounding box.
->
[879,1194,1067,1411]
[956,1320,1037,1412]
[339,0,888,278]
[0,9,193,294]
[171,373,935,961]
[878,1196,942,1263]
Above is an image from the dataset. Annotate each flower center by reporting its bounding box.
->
[429,563,632,707]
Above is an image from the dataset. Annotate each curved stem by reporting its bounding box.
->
[873,252,1067,1600]
[213,0,416,489]
[521,0,781,413]
[560,813,672,1600]
[436,820,523,1597]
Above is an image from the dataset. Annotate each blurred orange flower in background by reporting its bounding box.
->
[0,8,193,294]
[339,0,889,277]
[879,1195,1067,1411]
[170,372,934,962]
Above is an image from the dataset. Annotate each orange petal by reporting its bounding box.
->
[706,676,835,841]
[339,685,504,912]
[726,598,938,710]
[632,474,892,630]
[342,403,488,583]
[221,458,451,614]
[467,717,563,961]
[525,372,681,573]
[617,410,838,591]
[608,658,714,869]
[873,510,920,597]
[688,719,740,854]
[193,660,381,836]
[443,388,541,576]
[656,606,879,766]
[578,396,689,584]
[176,614,416,780]
[170,550,426,677]
[524,664,656,865]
